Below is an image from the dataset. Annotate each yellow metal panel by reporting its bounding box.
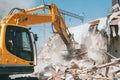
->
[0,24,34,66]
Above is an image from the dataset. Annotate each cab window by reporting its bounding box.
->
[5,25,33,61]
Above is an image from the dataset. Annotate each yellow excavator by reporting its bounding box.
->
[0,3,77,79]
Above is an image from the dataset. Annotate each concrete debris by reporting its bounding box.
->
[35,59,120,80]
[35,29,120,80]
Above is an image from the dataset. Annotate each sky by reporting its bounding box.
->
[34,0,112,22]
[0,0,112,23]
[0,0,112,47]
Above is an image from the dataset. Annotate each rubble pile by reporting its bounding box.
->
[35,20,120,79]
[35,59,120,80]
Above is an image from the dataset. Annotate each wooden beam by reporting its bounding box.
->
[89,20,100,25]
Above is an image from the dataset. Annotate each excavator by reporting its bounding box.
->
[0,3,77,79]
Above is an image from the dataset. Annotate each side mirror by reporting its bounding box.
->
[34,34,38,41]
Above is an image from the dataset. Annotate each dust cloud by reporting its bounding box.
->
[34,23,109,78]
[35,34,69,73]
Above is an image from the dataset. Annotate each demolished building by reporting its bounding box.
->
[32,4,120,79]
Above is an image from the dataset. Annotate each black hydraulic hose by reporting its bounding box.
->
[8,8,25,15]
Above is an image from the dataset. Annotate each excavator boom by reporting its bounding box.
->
[1,3,73,46]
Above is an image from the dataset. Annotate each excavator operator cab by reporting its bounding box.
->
[0,24,36,75]
[6,25,34,61]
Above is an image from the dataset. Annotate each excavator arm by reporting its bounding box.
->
[1,3,74,51]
